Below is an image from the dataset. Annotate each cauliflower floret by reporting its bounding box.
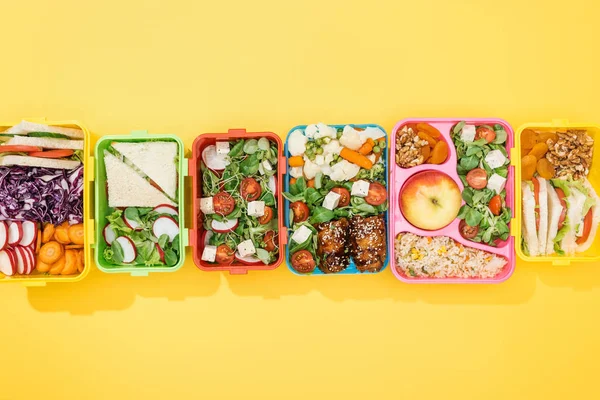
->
[314,123,337,140]
[288,129,307,156]
[303,158,321,180]
[329,160,360,181]
[340,125,365,150]
[305,124,318,139]
[341,160,360,180]
[361,126,386,141]
[321,164,333,177]
[322,139,342,155]
[289,166,303,178]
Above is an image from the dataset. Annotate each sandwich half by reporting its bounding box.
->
[575,179,600,253]
[522,181,539,256]
[534,177,549,255]
[545,180,564,255]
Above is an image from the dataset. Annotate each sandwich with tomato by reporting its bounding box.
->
[522,176,600,256]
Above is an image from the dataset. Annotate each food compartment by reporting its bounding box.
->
[0,119,91,285]
[390,118,515,283]
[191,129,285,274]
[283,123,390,275]
[94,132,187,276]
[515,121,600,264]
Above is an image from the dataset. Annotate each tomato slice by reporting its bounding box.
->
[240,177,262,201]
[576,209,594,245]
[489,195,502,216]
[365,182,387,206]
[0,145,42,153]
[291,201,309,223]
[459,219,479,239]
[555,187,567,231]
[475,127,496,143]
[532,177,540,230]
[258,206,273,225]
[466,168,487,189]
[331,187,350,207]
[29,149,75,158]
[215,244,235,264]
[264,230,277,252]
[213,191,235,216]
[291,250,316,273]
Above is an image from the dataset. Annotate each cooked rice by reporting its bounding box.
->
[395,233,507,279]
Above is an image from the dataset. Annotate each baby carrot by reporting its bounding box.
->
[340,148,373,170]
[288,156,305,167]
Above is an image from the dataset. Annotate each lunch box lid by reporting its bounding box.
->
[190,129,286,274]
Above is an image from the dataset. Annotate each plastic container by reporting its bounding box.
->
[190,129,286,274]
[514,119,600,266]
[284,123,390,275]
[390,118,515,283]
[93,130,187,276]
[0,118,92,286]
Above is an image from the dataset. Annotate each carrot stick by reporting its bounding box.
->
[288,156,304,167]
[340,148,373,170]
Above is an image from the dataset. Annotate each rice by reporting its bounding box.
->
[394,233,507,279]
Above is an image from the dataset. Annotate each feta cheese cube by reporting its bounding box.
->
[291,225,312,244]
[216,141,230,155]
[237,239,256,257]
[248,201,265,217]
[289,166,303,178]
[200,197,214,214]
[485,149,507,170]
[323,191,341,210]
[201,245,217,262]
[262,160,273,172]
[487,173,507,194]
[351,180,370,197]
[461,125,477,142]
[315,154,325,166]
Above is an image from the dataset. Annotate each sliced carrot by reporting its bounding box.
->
[42,223,55,243]
[340,147,373,170]
[36,259,52,273]
[66,244,84,249]
[39,241,64,264]
[68,223,84,245]
[49,256,65,275]
[61,250,78,275]
[54,223,71,245]
[29,149,74,159]
[76,250,85,273]
[36,229,42,253]
[288,156,304,167]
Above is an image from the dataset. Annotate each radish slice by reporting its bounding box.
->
[123,209,142,230]
[155,243,165,263]
[19,221,37,247]
[103,224,116,245]
[114,236,137,263]
[211,219,239,233]
[234,252,262,265]
[269,175,277,197]
[0,221,7,251]
[0,250,15,276]
[5,249,17,274]
[152,216,179,242]
[202,230,214,246]
[7,222,22,246]
[15,246,26,274]
[202,144,230,171]
[22,247,34,274]
[153,204,179,216]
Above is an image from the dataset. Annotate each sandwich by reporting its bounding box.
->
[2,120,84,139]
[521,181,539,256]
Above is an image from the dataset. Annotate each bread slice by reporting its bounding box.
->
[522,182,539,256]
[7,135,84,150]
[111,141,178,198]
[0,155,81,170]
[104,151,176,207]
[536,177,549,255]
[3,120,84,139]
[576,179,600,253]
[562,188,587,256]
[545,181,563,255]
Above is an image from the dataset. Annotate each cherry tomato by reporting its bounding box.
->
[576,209,594,245]
[476,126,496,143]
[264,230,277,252]
[215,244,235,264]
[532,177,541,230]
[331,187,351,207]
[213,191,235,215]
[365,182,387,206]
[459,220,479,239]
[240,177,262,201]
[555,188,567,230]
[489,195,502,216]
[291,250,316,273]
[28,149,74,158]
[466,168,487,189]
[258,206,273,225]
[291,201,309,223]
[0,145,42,153]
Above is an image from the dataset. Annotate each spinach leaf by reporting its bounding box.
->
[240,153,260,175]
[158,234,169,249]
[309,207,335,224]
[453,121,466,134]
[460,155,479,171]
[243,139,258,154]
[465,208,484,226]
[229,140,244,157]
[164,249,178,267]
[111,240,125,264]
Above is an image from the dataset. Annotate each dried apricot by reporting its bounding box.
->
[428,141,448,164]
[536,158,555,179]
[521,155,537,181]
[417,131,437,148]
[421,145,430,161]
[528,143,549,160]
[537,131,558,144]
[521,128,537,149]
[416,123,442,139]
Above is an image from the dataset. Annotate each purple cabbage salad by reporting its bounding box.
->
[0,166,83,225]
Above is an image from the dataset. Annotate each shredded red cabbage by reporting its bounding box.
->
[0,166,83,225]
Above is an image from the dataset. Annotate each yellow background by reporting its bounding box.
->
[1,1,599,399]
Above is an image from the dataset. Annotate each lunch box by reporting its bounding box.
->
[284,123,390,276]
[514,119,600,266]
[190,129,286,274]
[389,118,515,284]
[93,130,188,276]
[0,118,92,286]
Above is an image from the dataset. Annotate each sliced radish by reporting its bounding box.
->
[155,243,165,263]
[0,250,15,276]
[202,144,230,171]
[7,222,23,246]
[234,252,262,265]
[202,230,214,246]
[22,247,34,274]
[19,221,37,247]
[153,204,179,216]
[211,219,239,233]
[114,236,137,263]
[269,175,277,197]
[5,249,17,274]
[103,224,116,245]
[15,246,26,274]
[0,221,7,251]
[123,209,143,230]
[152,216,179,242]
